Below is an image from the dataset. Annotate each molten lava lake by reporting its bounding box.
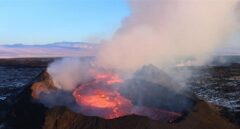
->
[71,72,191,122]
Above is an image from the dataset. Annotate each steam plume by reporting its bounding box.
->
[98,0,238,71]
[47,58,93,91]
[47,0,239,92]
[43,0,239,111]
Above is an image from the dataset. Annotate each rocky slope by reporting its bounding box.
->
[2,70,239,129]
[43,101,238,129]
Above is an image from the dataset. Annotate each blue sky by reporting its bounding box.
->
[0,0,130,45]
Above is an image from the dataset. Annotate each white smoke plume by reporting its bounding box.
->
[47,58,94,91]
[98,0,239,72]
[47,0,239,91]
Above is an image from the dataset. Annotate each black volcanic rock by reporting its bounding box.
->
[43,101,239,129]
[6,81,48,129]
[120,65,197,113]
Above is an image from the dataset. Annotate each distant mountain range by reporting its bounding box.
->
[2,42,99,49]
[0,42,100,58]
[0,42,239,58]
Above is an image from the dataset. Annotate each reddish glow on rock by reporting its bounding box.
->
[72,72,133,119]
[31,83,50,99]
[95,73,123,85]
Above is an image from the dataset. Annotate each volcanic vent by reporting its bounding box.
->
[31,63,196,123]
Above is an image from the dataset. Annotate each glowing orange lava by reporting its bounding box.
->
[73,89,128,109]
[95,73,123,85]
[72,72,182,121]
[72,72,133,119]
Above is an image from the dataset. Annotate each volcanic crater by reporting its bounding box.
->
[22,65,239,129]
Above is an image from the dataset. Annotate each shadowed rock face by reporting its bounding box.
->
[43,101,239,129]
[7,93,239,129]
[6,82,47,129]
[115,65,197,117]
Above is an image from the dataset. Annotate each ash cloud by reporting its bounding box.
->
[98,0,239,71]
